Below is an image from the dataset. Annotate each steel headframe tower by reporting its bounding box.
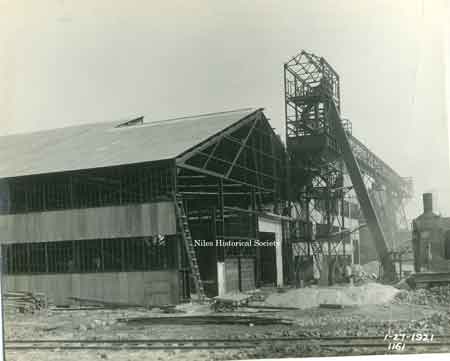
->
[284,50,397,282]
[284,50,347,283]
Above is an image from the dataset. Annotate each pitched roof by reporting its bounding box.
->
[0,108,259,178]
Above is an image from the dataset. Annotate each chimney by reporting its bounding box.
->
[423,193,433,214]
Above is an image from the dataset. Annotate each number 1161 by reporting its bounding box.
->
[388,342,405,351]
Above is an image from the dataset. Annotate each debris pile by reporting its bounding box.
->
[213,301,237,313]
[387,311,450,336]
[394,285,450,306]
[4,291,47,313]
[357,261,380,280]
[351,265,374,283]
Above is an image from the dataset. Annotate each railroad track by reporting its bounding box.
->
[5,336,450,352]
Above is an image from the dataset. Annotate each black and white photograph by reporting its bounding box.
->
[0,1,449,360]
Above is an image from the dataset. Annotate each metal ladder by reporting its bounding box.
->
[174,194,206,301]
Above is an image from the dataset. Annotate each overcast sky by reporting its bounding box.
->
[0,0,449,218]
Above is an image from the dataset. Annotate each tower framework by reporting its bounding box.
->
[284,51,347,282]
[284,50,412,282]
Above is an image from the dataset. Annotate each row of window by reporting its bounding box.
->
[3,164,174,214]
[1,236,178,274]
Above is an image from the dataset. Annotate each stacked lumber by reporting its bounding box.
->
[4,291,47,313]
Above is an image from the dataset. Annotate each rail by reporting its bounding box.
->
[6,335,450,351]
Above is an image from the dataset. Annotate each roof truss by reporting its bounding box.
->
[176,110,286,194]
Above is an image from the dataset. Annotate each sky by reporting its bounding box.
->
[0,0,449,219]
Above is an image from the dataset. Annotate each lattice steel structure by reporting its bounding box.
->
[284,50,347,284]
[284,50,344,197]
[349,134,413,252]
[284,50,413,282]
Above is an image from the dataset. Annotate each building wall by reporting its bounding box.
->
[0,201,176,243]
[4,270,179,306]
[1,201,180,305]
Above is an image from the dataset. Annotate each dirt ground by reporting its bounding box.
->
[4,284,450,361]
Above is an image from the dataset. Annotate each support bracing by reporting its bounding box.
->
[332,105,396,280]
[284,50,408,282]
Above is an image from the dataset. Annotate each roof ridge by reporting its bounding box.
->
[146,107,257,125]
[1,108,258,137]
[0,119,117,138]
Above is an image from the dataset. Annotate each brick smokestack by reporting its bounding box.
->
[423,193,433,214]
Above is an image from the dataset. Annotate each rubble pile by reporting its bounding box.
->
[394,285,450,306]
[349,262,383,284]
[405,312,450,334]
[339,311,450,337]
[212,301,237,313]
[351,264,377,283]
[361,260,380,275]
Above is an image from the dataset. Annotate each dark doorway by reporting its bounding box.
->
[189,214,218,298]
[258,232,276,285]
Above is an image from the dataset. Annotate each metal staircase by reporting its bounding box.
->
[174,194,206,301]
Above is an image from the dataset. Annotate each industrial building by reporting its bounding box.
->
[0,51,414,306]
[0,108,291,305]
[412,193,450,273]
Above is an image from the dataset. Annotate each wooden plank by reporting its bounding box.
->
[68,297,143,308]
[319,303,344,309]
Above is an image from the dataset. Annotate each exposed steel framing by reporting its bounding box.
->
[284,50,412,282]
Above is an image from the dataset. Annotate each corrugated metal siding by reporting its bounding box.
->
[0,201,176,243]
[0,108,257,179]
[4,270,179,306]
